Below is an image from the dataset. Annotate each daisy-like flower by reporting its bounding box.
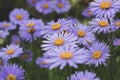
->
[11,35,21,44]
[41,18,72,36]
[54,0,71,14]
[0,30,9,38]
[0,21,16,30]
[73,24,95,46]
[68,70,100,80]
[111,19,120,31]
[19,19,44,42]
[36,57,49,68]
[86,42,110,67]
[89,18,111,34]
[0,44,23,60]
[82,8,94,18]
[20,50,33,62]
[89,0,120,18]
[45,46,89,70]
[41,31,78,51]
[0,57,8,69]
[35,0,54,14]
[27,0,39,7]
[113,38,120,46]
[9,8,29,24]
[0,64,25,80]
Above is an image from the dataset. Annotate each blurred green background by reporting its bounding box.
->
[0,0,120,80]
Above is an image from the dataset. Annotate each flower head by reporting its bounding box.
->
[0,21,16,30]
[35,0,54,14]
[0,64,25,80]
[54,0,71,13]
[11,35,21,44]
[89,0,120,18]
[9,8,29,24]
[82,8,94,18]
[111,19,120,31]
[27,0,39,7]
[113,38,120,46]
[45,46,89,70]
[68,70,100,80]
[0,44,23,60]
[20,50,33,62]
[41,31,78,51]
[86,42,110,67]
[73,24,95,46]
[0,30,9,38]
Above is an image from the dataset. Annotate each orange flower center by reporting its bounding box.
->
[57,3,64,8]
[88,11,92,15]
[98,20,108,27]
[21,53,29,60]
[6,49,14,55]
[27,28,36,33]
[77,30,86,37]
[26,22,35,28]
[16,14,23,20]
[52,23,61,30]
[118,42,120,45]
[61,52,73,59]
[43,3,49,9]
[92,50,102,59]
[3,23,9,28]
[100,1,111,9]
[7,74,16,80]
[115,22,120,27]
[54,38,64,46]
[42,60,47,65]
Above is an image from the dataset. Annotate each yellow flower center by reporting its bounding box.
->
[88,11,92,15]
[77,30,86,37]
[61,52,73,59]
[92,50,102,59]
[3,23,9,28]
[42,60,47,65]
[43,3,49,9]
[0,58,3,65]
[6,49,14,55]
[98,20,108,27]
[6,74,16,80]
[54,38,64,46]
[118,42,120,45]
[52,23,61,30]
[16,14,23,20]
[21,53,29,60]
[57,3,64,8]
[26,22,35,28]
[115,22,120,27]
[27,28,36,33]
[100,1,111,9]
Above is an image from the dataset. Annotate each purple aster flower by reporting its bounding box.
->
[89,18,111,34]
[68,70,100,80]
[82,8,94,18]
[54,0,71,14]
[9,8,29,24]
[35,0,54,14]
[86,42,110,67]
[73,24,96,46]
[0,64,25,80]
[0,57,8,69]
[19,19,44,42]
[36,57,50,68]
[41,31,78,51]
[11,35,21,44]
[113,38,120,46]
[0,30,9,38]
[41,18,72,36]
[0,44,23,60]
[89,0,120,18]
[20,50,33,62]
[0,21,16,30]
[27,0,39,7]
[45,46,89,70]
[111,19,120,31]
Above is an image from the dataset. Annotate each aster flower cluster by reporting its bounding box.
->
[0,0,120,80]
[27,0,71,14]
